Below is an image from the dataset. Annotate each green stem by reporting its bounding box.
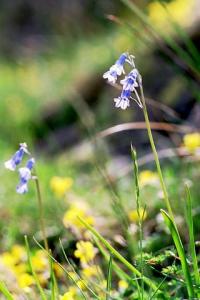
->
[161,210,195,298]
[34,174,49,252]
[139,84,174,220]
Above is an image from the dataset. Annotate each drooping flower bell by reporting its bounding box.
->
[4,143,29,171]
[120,69,139,91]
[16,158,35,194]
[103,52,128,84]
[114,89,131,110]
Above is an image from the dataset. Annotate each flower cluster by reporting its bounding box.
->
[4,143,35,194]
[103,52,142,109]
[0,245,64,291]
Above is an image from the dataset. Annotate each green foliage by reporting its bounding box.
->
[161,209,195,298]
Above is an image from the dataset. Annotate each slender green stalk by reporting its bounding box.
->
[139,84,174,220]
[131,147,144,300]
[50,256,58,300]
[0,281,14,300]
[34,172,49,252]
[25,236,47,300]
[94,237,130,281]
[106,254,113,300]
[161,210,194,298]
[78,216,158,292]
[149,277,167,300]
[185,185,200,296]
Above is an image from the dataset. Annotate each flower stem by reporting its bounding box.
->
[139,84,174,220]
[34,174,49,252]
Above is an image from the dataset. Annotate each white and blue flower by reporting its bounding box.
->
[120,69,139,91]
[103,52,128,84]
[114,89,131,110]
[16,158,35,194]
[4,143,29,171]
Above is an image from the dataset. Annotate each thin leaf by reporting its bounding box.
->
[131,146,143,300]
[185,185,200,296]
[106,254,113,300]
[0,281,14,300]
[24,236,47,300]
[78,216,158,292]
[149,276,167,300]
[160,209,195,298]
[49,255,58,300]
[94,237,130,281]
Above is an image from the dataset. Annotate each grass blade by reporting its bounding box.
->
[49,256,58,300]
[94,237,130,281]
[24,236,47,300]
[131,146,144,300]
[185,185,200,296]
[78,216,158,292]
[160,209,195,298]
[0,281,14,300]
[106,254,112,300]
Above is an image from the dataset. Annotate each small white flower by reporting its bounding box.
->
[120,69,138,91]
[103,69,118,84]
[4,159,16,171]
[103,53,128,83]
[18,167,32,182]
[16,183,28,194]
[114,97,130,110]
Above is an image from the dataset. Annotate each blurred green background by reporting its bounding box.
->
[0,0,200,252]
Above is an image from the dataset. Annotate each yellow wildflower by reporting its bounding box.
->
[63,204,94,230]
[148,0,193,31]
[139,170,159,187]
[11,245,26,263]
[50,176,73,198]
[74,241,97,264]
[128,207,147,223]
[183,133,200,153]
[1,252,16,267]
[18,273,35,288]
[0,245,26,268]
[60,287,77,300]
[13,263,27,275]
[32,250,48,272]
[118,280,128,292]
[82,265,99,279]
